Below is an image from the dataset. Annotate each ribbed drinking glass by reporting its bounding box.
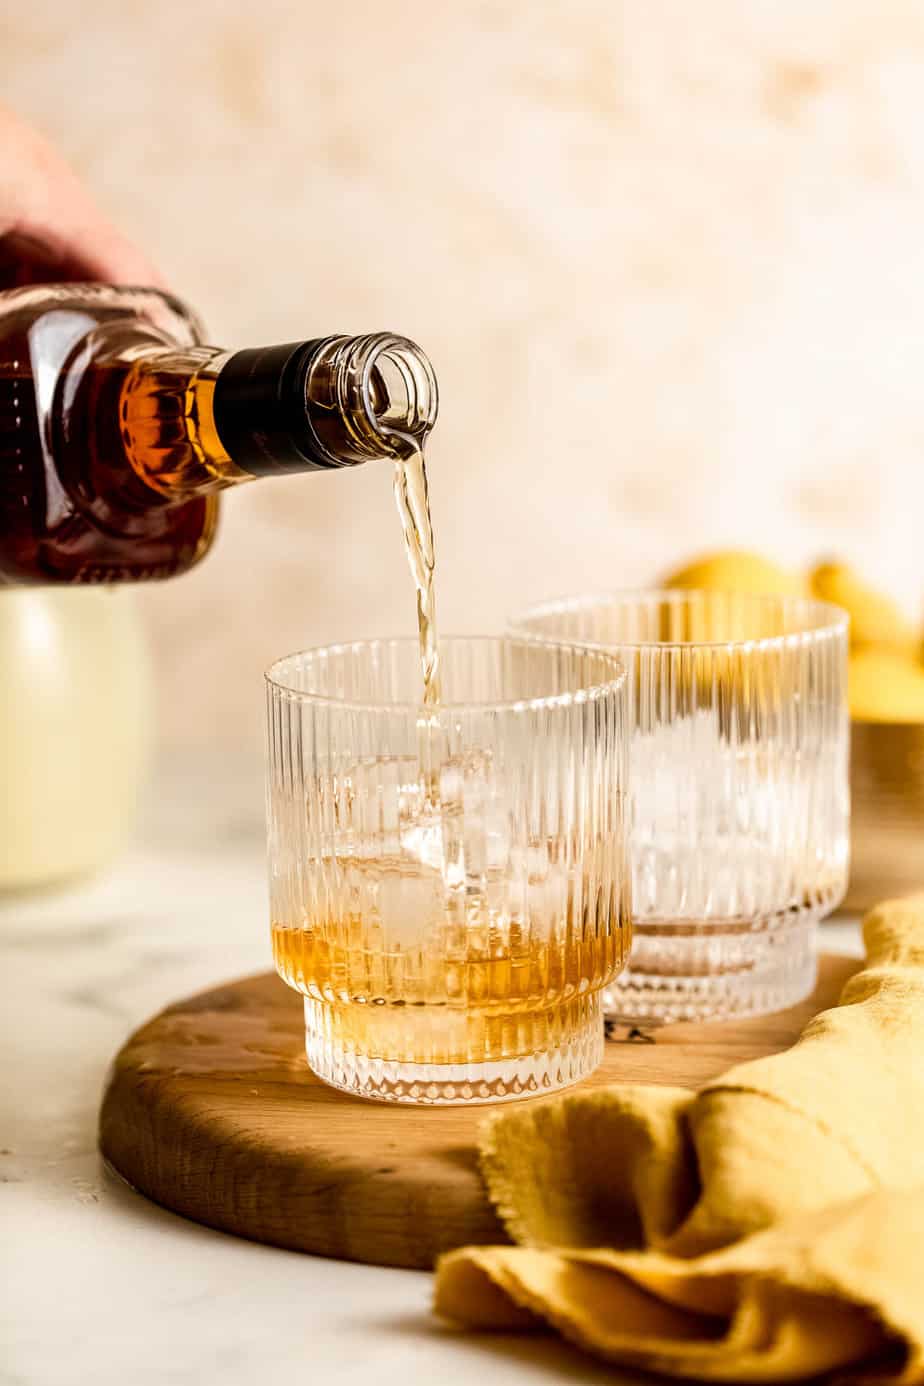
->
[266,636,631,1103]
[512,593,849,1023]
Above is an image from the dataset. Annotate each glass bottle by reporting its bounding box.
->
[0,285,437,584]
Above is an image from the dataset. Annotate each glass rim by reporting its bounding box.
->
[265,634,628,714]
[511,588,849,651]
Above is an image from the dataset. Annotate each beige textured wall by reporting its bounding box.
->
[5,1,924,749]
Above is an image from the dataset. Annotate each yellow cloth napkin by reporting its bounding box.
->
[435,896,924,1382]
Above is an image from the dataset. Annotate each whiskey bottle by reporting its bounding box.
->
[0,285,437,584]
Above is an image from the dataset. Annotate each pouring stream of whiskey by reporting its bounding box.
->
[391,438,441,707]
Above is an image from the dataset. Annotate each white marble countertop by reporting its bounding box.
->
[1,755,864,1386]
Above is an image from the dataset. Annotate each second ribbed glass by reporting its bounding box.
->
[513,593,850,1024]
[266,637,630,1103]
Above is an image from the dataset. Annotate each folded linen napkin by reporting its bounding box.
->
[435,896,924,1382]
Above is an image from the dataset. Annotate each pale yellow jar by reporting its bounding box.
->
[0,588,152,890]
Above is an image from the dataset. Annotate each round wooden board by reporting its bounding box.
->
[99,954,858,1270]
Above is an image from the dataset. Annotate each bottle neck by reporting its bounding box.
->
[115,341,249,502]
[211,333,438,475]
[114,331,438,504]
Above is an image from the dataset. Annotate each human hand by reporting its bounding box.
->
[0,105,162,287]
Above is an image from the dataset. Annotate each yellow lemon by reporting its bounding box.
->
[662,550,803,597]
[810,561,918,655]
[849,648,924,723]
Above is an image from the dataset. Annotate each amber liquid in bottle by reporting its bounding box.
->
[0,287,222,583]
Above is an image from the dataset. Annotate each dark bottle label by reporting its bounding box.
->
[212,340,341,475]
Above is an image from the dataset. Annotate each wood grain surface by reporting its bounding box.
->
[99,954,858,1270]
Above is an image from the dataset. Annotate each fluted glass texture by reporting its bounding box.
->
[512,593,849,1023]
[266,637,630,1103]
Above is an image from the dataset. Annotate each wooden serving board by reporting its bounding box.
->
[99,955,857,1270]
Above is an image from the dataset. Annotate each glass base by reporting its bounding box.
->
[303,993,605,1105]
[604,916,819,1026]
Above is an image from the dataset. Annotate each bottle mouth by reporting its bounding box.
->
[339,333,439,456]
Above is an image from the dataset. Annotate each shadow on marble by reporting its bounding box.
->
[98,1158,299,1252]
[99,1165,653,1382]
[363,1310,653,1385]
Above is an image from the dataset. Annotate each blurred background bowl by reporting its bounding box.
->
[846,721,924,912]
